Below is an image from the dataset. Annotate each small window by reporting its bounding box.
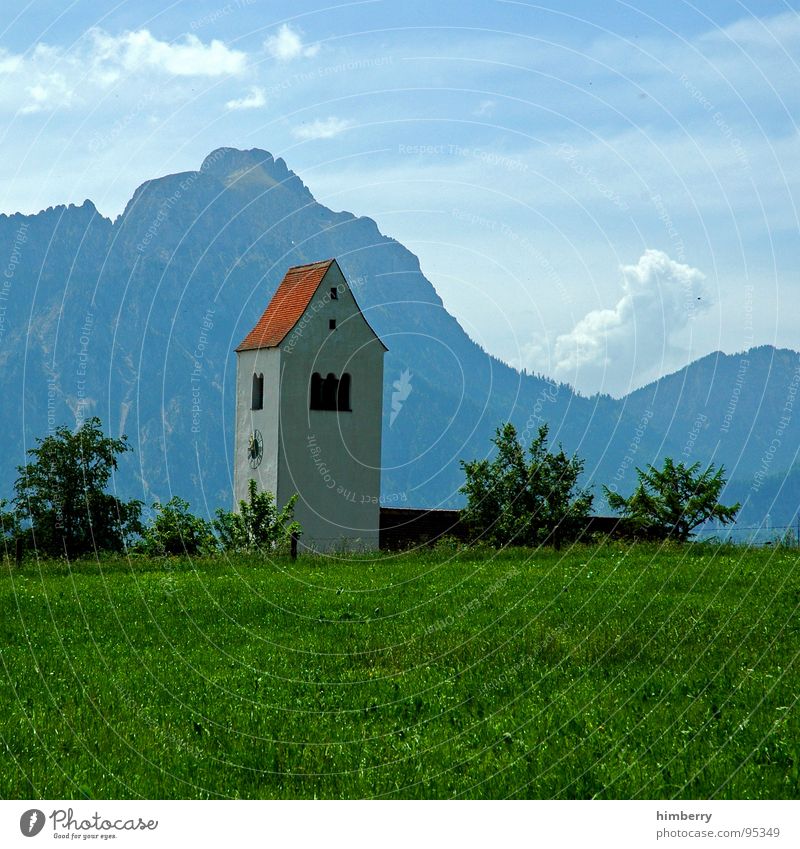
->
[330,287,338,300]
[310,372,323,410]
[337,373,351,411]
[251,373,264,410]
[329,319,336,330]
[322,373,338,410]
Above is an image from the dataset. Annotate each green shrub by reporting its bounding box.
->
[460,422,593,547]
[213,479,300,552]
[138,497,217,556]
[604,458,739,542]
[13,417,142,557]
[0,499,20,560]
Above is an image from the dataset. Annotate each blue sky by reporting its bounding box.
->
[1,0,798,396]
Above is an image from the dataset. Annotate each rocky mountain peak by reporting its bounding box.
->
[200,147,310,198]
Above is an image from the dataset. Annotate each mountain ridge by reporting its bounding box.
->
[1,147,797,526]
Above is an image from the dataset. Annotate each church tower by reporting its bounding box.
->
[234,259,387,551]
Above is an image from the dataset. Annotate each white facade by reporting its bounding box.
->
[234,260,386,551]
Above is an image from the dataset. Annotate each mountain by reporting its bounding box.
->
[621,346,800,527]
[1,147,797,528]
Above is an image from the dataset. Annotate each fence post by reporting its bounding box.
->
[290,531,298,561]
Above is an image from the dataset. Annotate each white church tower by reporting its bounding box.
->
[234,259,387,551]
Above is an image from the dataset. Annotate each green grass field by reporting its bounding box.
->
[1,542,798,799]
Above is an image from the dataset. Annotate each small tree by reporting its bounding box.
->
[14,418,142,557]
[460,423,593,547]
[603,458,739,542]
[1,499,20,561]
[214,479,300,552]
[138,497,217,556]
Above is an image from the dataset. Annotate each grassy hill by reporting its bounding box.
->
[1,543,798,799]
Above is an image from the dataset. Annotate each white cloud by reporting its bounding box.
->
[0,48,22,73]
[553,250,710,396]
[473,99,495,116]
[708,11,800,48]
[0,28,247,115]
[292,116,351,140]
[225,86,266,110]
[22,85,51,114]
[21,73,73,113]
[264,24,319,61]
[89,28,246,78]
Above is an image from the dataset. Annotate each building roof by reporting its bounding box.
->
[235,259,336,351]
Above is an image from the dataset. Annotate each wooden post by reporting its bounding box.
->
[290,532,298,561]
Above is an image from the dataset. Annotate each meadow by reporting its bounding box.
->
[1,542,798,799]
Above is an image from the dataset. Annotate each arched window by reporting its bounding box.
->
[309,371,352,412]
[309,372,323,410]
[337,373,351,411]
[322,373,339,410]
[251,373,264,410]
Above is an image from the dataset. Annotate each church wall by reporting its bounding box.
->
[233,346,281,507]
[276,265,384,551]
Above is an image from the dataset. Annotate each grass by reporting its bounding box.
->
[1,541,798,799]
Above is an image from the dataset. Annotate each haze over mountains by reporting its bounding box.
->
[1,148,797,529]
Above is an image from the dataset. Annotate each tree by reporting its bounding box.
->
[213,479,300,552]
[137,497,217,556]
[603,458,739,542]
[14,417,142,557]
[1,499,20,561]
[460,423,593,547]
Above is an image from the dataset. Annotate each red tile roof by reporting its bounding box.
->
[236,259,335,351]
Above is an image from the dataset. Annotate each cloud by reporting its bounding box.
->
[553,250,710,396]
[0,48,21,73]
[21,73,73,113]
[1,28,247,115]
[292,116,351,140]
[708,10,800,48]
[225,86,266,110]
[264,24,319,61]
[89,28,246,78]
[473,99,495,116]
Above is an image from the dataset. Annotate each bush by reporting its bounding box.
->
[14,417,142,558]
[0,499,20,560]
[137,497,217,557]
[214,479,300,552]
[460,422,593,548]
[604,458,739,542]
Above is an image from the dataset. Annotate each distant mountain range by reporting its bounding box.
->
[1,147,797,529]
